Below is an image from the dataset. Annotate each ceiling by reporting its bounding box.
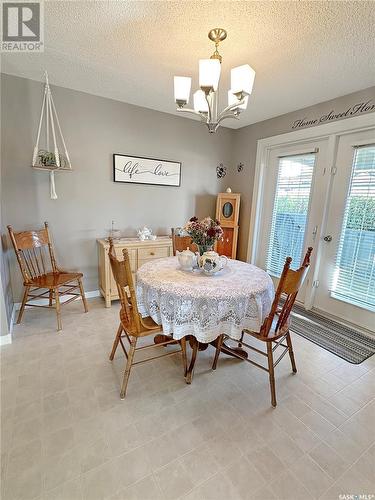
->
[2,1,375,128]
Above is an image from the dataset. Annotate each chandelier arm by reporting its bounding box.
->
[204,93,213,123]
[219,98,246,116]
[216,112,240,126]
[213,113,240,133]
[176,108,207,122]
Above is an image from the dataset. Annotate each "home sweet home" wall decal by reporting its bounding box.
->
[292,99,374,130]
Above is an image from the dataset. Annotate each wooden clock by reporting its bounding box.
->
[215,192,240,259]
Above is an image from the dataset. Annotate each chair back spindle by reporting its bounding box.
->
[7,222,58,284]
[260,247,313,338]
[171,228,198,256]
[108,238,141,334]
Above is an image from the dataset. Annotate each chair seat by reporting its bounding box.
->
[120,308,162,337]
[27,271,83,288]
[244,316,290,342]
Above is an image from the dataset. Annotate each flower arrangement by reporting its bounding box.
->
[184,216,223,255]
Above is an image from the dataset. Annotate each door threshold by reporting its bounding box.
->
[297,303,374,337]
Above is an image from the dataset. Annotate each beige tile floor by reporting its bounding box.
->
[1,298,374,500]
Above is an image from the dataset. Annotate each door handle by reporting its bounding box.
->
[323,235,332,242]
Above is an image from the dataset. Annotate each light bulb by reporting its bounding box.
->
[194,90,209,113]
[199,59,221,93]
[230,64,255,96]
[174,76,191,106]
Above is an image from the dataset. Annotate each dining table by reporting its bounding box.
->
[136,256,274,383]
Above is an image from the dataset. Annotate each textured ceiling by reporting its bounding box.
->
[2,1,375,128]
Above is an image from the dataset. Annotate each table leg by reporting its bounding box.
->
[185,336,199,384]
[188,336,208,351]
[221,339,249,359]
[209,336,249,360]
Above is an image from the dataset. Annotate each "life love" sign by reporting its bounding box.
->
[113,154,181,187]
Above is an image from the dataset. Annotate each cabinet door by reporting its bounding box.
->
[216,227,235,258]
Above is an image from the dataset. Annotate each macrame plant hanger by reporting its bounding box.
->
[32,71,72,199]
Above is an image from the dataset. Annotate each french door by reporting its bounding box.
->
[255,127,375,331]
[314,130,375,331]
[256,139,329,303]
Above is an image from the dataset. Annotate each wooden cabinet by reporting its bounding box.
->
[97,237,172,307]
[215,192,240,259]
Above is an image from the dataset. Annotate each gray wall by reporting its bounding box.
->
[1,73,375,327]
[1,72,12,335]
[1,74,233,310]
[225,86,375,261]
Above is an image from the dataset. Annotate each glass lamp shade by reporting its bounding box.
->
[227,90,249,110]
[174,76,191,105]
[199,59,221,92]
[193,90,209,113]
[230,64,255,96]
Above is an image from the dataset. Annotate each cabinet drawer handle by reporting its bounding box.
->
[150,251,155,256]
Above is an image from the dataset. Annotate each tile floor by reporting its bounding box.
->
[1,298,374,500]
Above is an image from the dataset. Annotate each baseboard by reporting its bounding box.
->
[0,304,16,345]
[310,306,374,337]
[3,290,101,345]
[0,333,12,346]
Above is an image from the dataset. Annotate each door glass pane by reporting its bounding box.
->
[266,153,316,276]
[331,145,375,311]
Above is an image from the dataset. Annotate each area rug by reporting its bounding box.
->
[290,304,375,364]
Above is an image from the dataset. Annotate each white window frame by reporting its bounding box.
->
[248,113,375,309]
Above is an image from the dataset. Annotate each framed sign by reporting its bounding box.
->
[113,154,181,187]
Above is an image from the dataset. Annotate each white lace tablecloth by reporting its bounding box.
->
[136,257,274,343]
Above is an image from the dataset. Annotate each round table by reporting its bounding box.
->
[136,256,274,382]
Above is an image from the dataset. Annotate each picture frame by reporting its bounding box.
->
[113,154,181,187]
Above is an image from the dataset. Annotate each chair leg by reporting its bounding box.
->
[49,289,53,307]
[212,334,224,370]
[267,342,277,408]
[109,324,123,361]
[17,286,30,324]
[238,330,244,348]
[180,337,188,377]
[54,289,62,332]
[286,331,297,373]
[120,337,138,399]
[78,278,88,313]
[185,337,199,385]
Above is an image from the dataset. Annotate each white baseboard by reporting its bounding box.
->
[0,303,17,345]
[2,290,101,346]
[0,333,12,346]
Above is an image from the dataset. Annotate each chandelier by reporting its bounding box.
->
[173,28,255,133]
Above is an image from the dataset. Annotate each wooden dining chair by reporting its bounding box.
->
[171,227,198,256]
[212,247,313,407]
[7,222,88,331]
[108,238,187,399]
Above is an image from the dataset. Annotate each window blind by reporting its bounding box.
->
[331,144,375,312]
[266,153,316,277]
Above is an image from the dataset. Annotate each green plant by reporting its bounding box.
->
[276,196,375,231]
[37,150,67,168]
